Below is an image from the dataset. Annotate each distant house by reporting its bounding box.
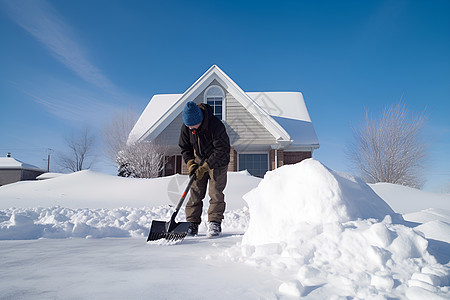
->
[0,153,46,186]
[128,65,319,177]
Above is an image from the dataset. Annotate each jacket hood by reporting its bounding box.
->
[197,103,214,132]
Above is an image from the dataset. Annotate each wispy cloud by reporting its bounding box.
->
[2,0,144,126]
[3,0,115,91]
[8,78,126,126]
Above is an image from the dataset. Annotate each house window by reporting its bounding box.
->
[238,154,268,178]
[204,85,225,120]
[162,155,182,176]
[207,97,223,120]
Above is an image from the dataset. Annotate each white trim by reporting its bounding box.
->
[284,145,319,152]
[275,149,278,169]
[204,85,225,99]
[173,155,178,174]
[139,69,220,142]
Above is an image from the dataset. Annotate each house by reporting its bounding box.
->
[128,65,319,177]
[0,153,46,186]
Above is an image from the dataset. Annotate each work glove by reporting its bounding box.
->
[195,162,210,181]
[187,159,199,178]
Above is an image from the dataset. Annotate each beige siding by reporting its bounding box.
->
[225,92,276,147]
[154,113,183,149]
[192,79,224,103]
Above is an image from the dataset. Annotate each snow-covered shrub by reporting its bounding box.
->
[116,141,165,178]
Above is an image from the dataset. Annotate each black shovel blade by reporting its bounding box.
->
[147,220,190,242]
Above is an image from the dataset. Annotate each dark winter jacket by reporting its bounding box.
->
[179,103,230,169]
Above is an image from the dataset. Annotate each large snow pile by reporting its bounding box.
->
[242,159,397,246]
[221,159,450,299]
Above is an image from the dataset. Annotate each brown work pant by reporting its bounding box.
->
[185,165,227,224]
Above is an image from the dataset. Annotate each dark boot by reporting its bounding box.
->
[187,222,199,236]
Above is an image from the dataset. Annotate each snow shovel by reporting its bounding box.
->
[147,159,205,242]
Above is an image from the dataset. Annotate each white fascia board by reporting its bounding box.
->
[271,139,292,149]
[138,65,291,143]
[284,144,320,152]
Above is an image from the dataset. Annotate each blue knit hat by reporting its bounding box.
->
[182,101,204,126]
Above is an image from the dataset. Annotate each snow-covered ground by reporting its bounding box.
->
[0,159,449,299]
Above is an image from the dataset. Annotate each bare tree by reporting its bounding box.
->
[347,102,428,189]
[116,141,166,178]
[57,127,96,172]
[103,109,138,163]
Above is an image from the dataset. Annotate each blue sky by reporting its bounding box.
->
[0,0,449,192]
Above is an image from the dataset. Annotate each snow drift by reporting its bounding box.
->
[0,170,257,240]
[0,158,449,299]
[235,159,450,299]
[0,170,259,210]
[370,182,450,214]
[0,206,249,240]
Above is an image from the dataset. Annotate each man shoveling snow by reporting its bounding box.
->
[179,101,231,238]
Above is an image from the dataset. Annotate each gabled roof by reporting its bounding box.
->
[128,65,290,145]
[128,65,319,150]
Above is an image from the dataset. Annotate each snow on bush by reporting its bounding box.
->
[116,141,165,178]
[219,159,450,299]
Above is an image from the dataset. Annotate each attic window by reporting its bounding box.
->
[204,85,225,120]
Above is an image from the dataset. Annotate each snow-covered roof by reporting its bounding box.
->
[247,92,319,149]
[128,65,319,150]
[129,91,319,149]
[0,156,45,171]
[128,94,182,144]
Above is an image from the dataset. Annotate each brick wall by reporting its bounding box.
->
[228,147,237,172]
[283,151,312,165]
